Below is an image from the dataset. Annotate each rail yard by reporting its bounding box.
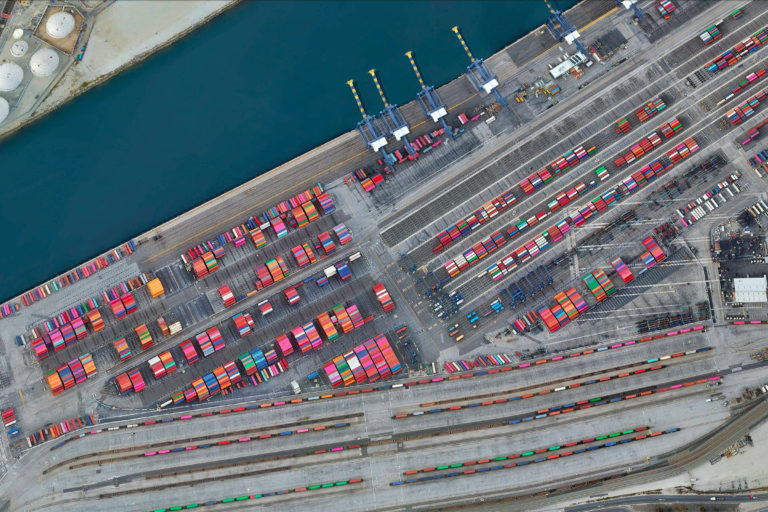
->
[2,0,768,510]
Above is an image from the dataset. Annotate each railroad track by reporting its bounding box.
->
[377,395,768,512]
[43,413,362,474]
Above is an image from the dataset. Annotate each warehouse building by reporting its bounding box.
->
[733,276,767,303]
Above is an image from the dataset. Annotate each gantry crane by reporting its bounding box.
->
[368,69,416,155]
[451,26,506,106]
[404,51,452,134]
[614,0,643,19]
[346,79,394,165]
[543,0,587,53]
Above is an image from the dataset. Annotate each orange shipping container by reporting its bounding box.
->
[47,372,64,396]
[147,278,165,298]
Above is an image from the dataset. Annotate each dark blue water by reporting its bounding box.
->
[0,0,576,302]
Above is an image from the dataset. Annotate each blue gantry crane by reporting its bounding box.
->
[543,0,587,54]
[451,26,506,106]
[404,51,452,134]
[614,0,643,19]
[346,79,394,165]
[368,69,416,156]
[400,252,417,274]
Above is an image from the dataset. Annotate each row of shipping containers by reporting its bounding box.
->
[278,303,366,357]
[323,334,401,387]
[174,352,286,404]
[26,414,96,447]
[373,283,395,312]
[640,236,667,269]
[535,245,661,334]
[148,351,178,380]
[21,272,153,357]
[46,353,97,395]
[721,65,767,104]
[655,0,675,19]
[254,256,290,290]
[111,314,182,362]
[699,24,722,45]
[677,173,741,225]
[181,185,334,265]
[12,241,136,311]
[707,27,768,72]
[726,88,768,125]
[634,96,666,123]
[0,302,19,319]
[167,299,371,402]
[617,95,665,132]
[443,353,513,373]
[583,270,616,302]
[434,143,597,253]
[443,231,506,278]
[115,368,146,393]
[614,118,681,168]
[611,257,635,284]
[218,227,352,311]
[106,290,138,321]
[435,192,516,253]
[509,309,540,336]
[532,241,666,335]
[537,288,589,333]
[190,246,225,279]
[2,408,18,438]
[250,225,352,294]
[448,178,589,284]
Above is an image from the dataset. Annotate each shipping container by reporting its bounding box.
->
[537,307,560,332]
[373,283,395,312]
[206,326,225,352]
[113,337,132,361]
[127,368,145,392]
[284,286,301,306]
[218,285,236,307]
[44,369,66,395]
[135,324,153,350]
[115,372,132,394]
[332,223,353,245]
[180,339,200,365]
[79,353,97,376]
[611,257,634,283]
[317,312,339,342]
[318,231,336,255]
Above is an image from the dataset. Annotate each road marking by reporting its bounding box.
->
[18,390,25,408]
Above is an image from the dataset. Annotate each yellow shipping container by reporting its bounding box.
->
[147,278,165,298]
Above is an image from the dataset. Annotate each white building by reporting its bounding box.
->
[549,52,591,80]
[733,276,767,303]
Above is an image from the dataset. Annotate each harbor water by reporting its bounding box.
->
[0,0,575,301]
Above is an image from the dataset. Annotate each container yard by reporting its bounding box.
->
[4,1,768,511]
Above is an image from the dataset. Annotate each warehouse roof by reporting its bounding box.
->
[733,276,767,303]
